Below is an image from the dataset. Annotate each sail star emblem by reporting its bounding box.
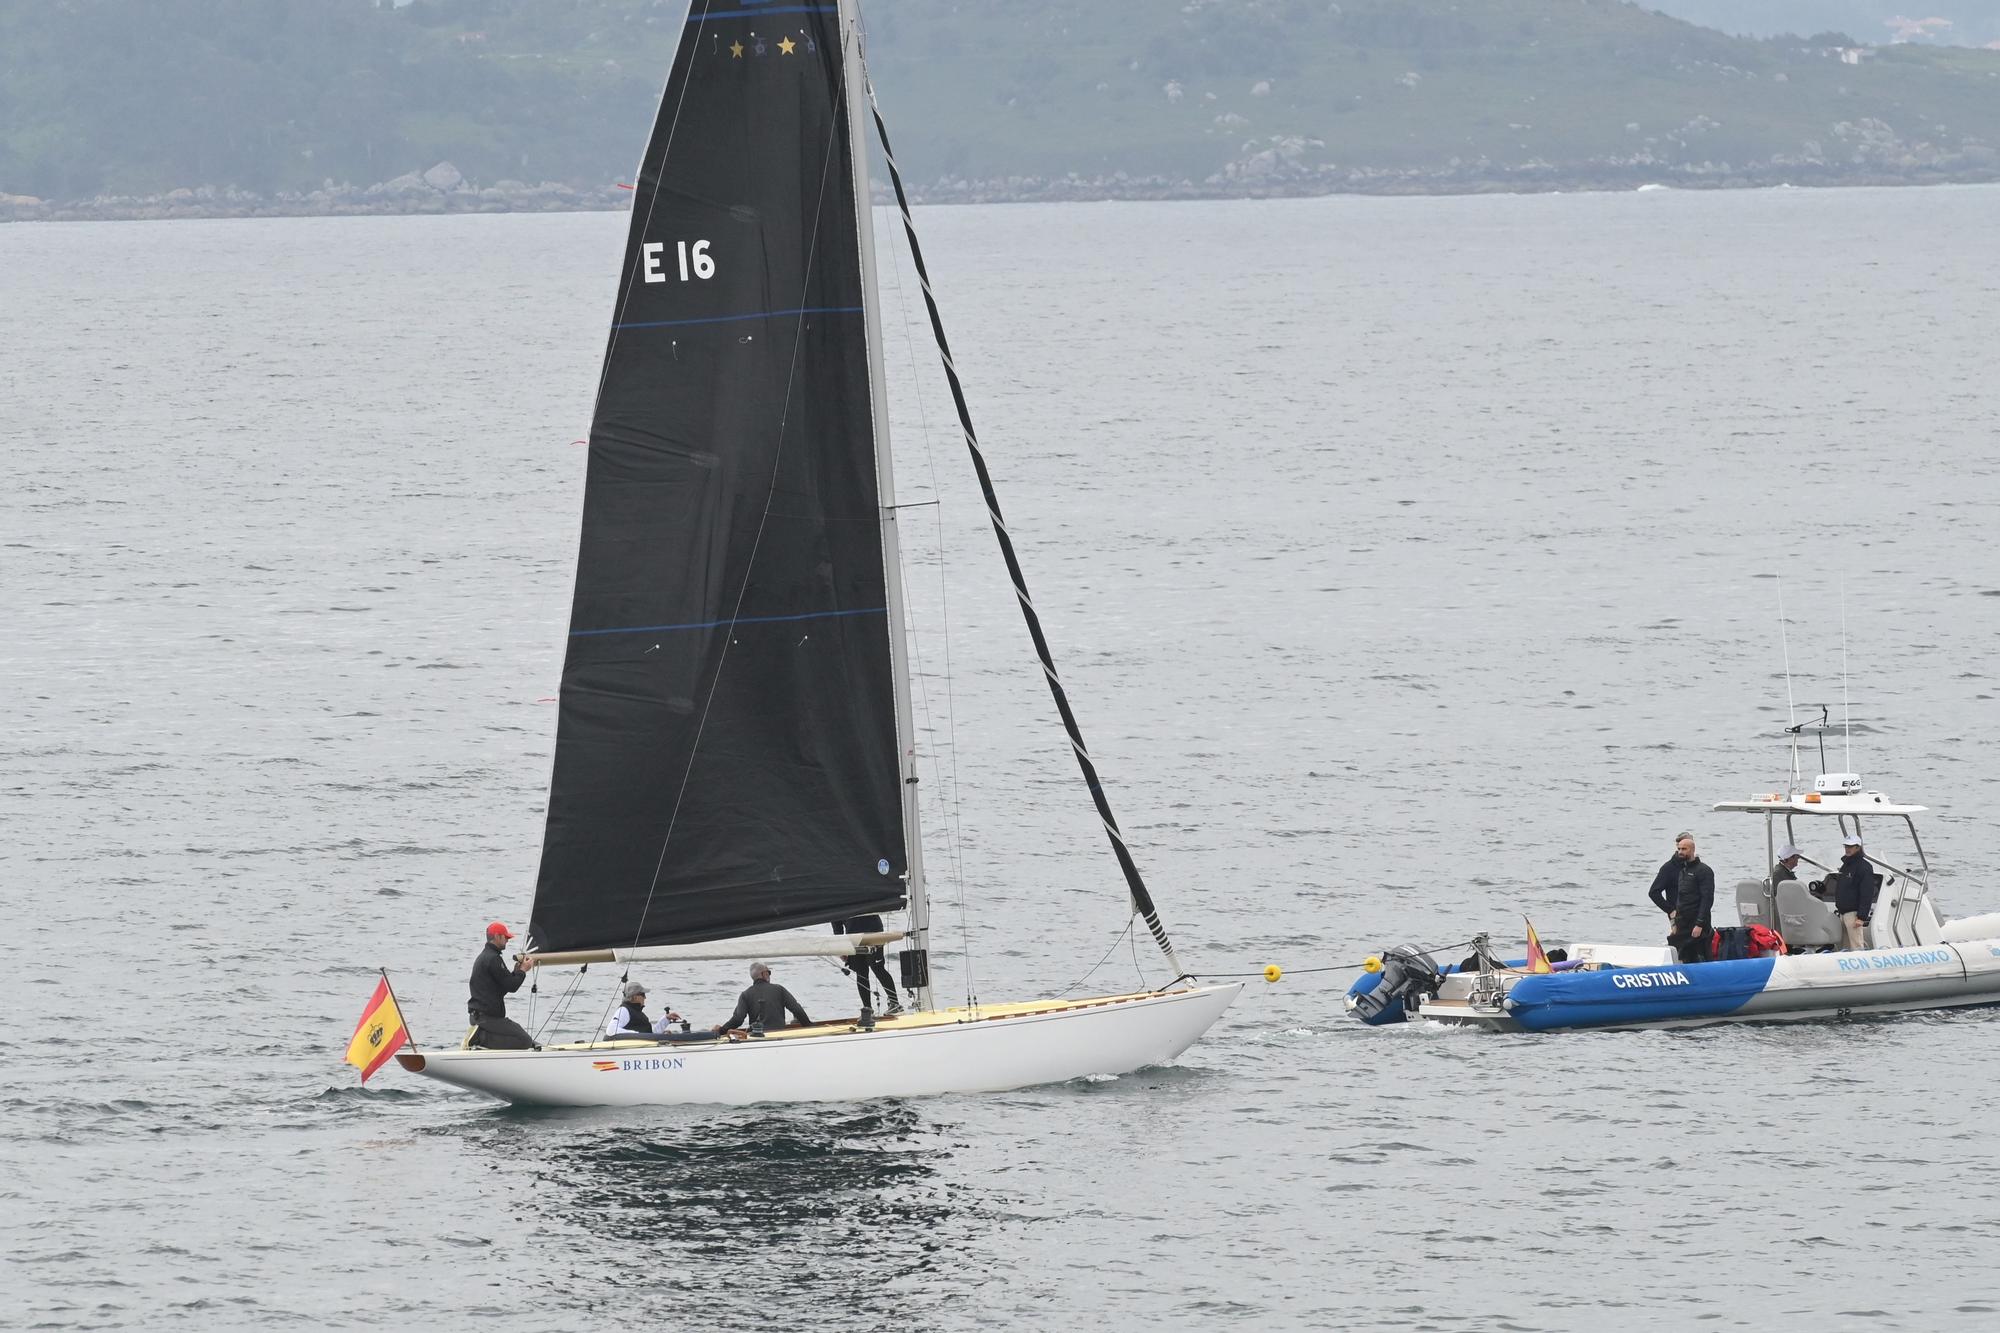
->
[729,40,744,59]
[778,36,796,55]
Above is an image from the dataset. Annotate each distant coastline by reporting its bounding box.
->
[8,160,1999,223]
[8,0,2000,223]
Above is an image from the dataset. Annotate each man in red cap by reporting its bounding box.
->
[468,921,537,1049]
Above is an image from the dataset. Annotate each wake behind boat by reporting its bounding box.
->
[380,0,1235,1106]
[1348,719,2000,1034]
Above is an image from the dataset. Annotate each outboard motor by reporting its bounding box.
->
[1346,945,1446,1025]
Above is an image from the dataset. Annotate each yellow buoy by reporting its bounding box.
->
[1363,955,1384,974]
[1262,964,1283,983]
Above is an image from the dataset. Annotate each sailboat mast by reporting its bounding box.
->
[841,0,934,1013]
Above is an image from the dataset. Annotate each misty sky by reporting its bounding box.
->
[1646,0,2000,45]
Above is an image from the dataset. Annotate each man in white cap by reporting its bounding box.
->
[1834,835,1876,950]
[1772,844,1805,887]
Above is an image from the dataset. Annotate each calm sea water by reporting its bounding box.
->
[5,185,2000,1330]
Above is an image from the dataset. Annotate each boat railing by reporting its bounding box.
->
[1864,854,1925,893]
[1465,934,1509,1010]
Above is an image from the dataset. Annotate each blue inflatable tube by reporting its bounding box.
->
[1503,957,1777,1031]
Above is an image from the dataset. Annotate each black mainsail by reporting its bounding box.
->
[529,1,906,954]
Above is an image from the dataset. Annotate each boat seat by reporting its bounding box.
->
[1735,879,1774,929]
[1774,878,1845,950]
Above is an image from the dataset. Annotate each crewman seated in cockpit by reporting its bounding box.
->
[1773,844,1804,886]
[604,981,683,1038]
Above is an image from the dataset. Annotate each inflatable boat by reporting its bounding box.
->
[1348,762,2000,1033]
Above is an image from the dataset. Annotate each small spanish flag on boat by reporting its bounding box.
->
[344,976,409,1083]
[1523,917,1553,974]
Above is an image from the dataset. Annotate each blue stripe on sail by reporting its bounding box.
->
[613,305,863,331]
[571,607,887,638]
[687,5,837,22]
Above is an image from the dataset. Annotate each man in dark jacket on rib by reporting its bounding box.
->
[1835,835,1877,950]
[1647,832,1715,964]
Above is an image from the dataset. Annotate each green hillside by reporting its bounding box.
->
[4,0,1999,215]
[869,0,2000,192]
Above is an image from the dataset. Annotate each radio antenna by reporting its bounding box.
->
[1840,577,1852,773]
[1778,576,1798,789]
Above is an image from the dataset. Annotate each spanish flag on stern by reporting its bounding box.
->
[345,977,408,1083]
[1523,917,1554,975]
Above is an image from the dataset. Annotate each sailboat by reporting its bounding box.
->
[393,0,1239,1106]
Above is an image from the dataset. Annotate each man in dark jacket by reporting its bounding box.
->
[1835,835,1877,950]
[833,914,904,1016]
[468,921,537,1049]
[715,962,811,1036]
[1646,832,1715,964]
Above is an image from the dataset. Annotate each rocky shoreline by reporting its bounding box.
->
[7,151,1999,223]
[0,162,628,223]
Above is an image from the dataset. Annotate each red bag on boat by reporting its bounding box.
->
[1747,923,1788,956]
[1709,924,1791,961]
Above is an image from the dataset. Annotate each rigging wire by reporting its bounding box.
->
[532,964,590,1044]
[1840,576,1853,773]
[879,179,978,1011]
[1197,940,1481,982]
[1777,575,1799,791]
[862,70,1187,980]
[1054,916,1137,997]
[1058,932,1477,995]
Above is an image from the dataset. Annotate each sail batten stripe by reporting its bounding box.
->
[570,606,887,638]
[865,78,1186,978]
[613,304,862,330]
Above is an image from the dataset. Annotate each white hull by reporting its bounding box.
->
[398,984,1240,1106]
